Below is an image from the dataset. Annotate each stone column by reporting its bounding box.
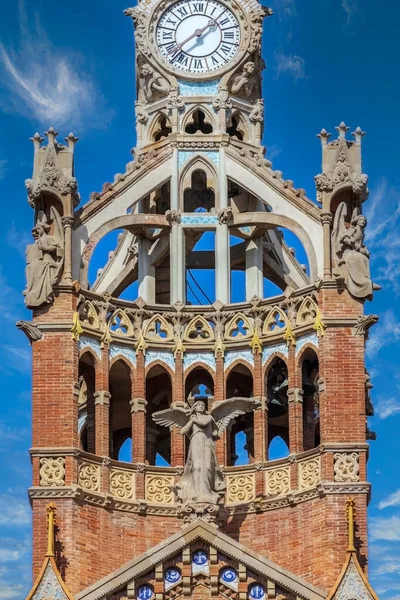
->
[172,352,185,466]
[216,147,230,304]
[252,350,267,462]
[94,391,111,457]
[321,211,333,279]
[138,236,155,303]
[287,388,304,454]
[130,396,146,463]
[61,216,74,283]
[245,236,263,301]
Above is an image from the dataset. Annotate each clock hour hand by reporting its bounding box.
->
[168,18,217,57]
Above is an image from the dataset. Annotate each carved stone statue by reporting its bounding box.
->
[138,63,169,104]
[331,203,379,300]
[230,62,259,101]
[24,209,64,308]
[152,397,260,505]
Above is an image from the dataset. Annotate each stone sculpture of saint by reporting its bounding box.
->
[138,64,170,104]
[24,209,64,308]
[152,397,260,505]
[331,202,379,300]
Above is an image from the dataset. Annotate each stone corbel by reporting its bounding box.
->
[94,390,111,406]
[130,397,147,413]
[353,314,379,337]
[16,320,42,344]
[287,388,304,404]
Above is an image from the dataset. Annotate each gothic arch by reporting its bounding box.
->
[224,360,254,386]
[182,105,215,135]
[227,111,249,142]
[109,359,132,461]
[110,353,136,375]
[148,112,172,144]
[262,351,288,378]
[180,156,218,212]
[146,364,173,465]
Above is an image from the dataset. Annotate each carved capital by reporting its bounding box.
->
[94,390,111,406]
[320,211,333,225]
[61,216,74,228]
[16,320,42,344]
[212,96,232,111]
[165,209,181,225]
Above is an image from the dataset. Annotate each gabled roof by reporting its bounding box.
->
[326,547,379,600]
[76,520,327,600]
[26,556,74,600]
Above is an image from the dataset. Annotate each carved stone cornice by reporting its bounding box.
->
[16,320,43,344]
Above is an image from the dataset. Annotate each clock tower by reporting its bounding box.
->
[23,2,380,600]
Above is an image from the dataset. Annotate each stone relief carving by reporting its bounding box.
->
[226,473,255,504]
[334,453,360,483]
[265,467,290,497]
[331,203,379,300]
[152,398,260,506]
[218,206,233,225]
[249,100,264,123]
[39,457,66,487]
[138,63,170,104]
[110,470,135,500]
[230,62,260,101]
[25,209,64,308]
[298,458,320,490]
[314,142,369,202]
[334,559,374,600]
[78,462,100,492]
[25,146,78,206]
[30,561,70,600]
[146,474,175,504]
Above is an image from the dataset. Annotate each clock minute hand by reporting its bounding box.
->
[168,18,217,56]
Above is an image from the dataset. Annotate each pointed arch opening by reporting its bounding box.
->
[109,360,132,461]
[269,435,290,460]
[227,112,248,142]
[184,108,213,135]
[78,352,96,453]
[150,113,172,143]
[146,364,173,466]
[226,363,254,466]
[300,348,320,451]
[266,358,289,458]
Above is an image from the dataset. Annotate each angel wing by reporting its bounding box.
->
[331,202,347,269]
[152,406,190,430]
[49,206,65,249]
[210,397,261,435]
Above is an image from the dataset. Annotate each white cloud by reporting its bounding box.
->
[342,0,357,26]
[379,490,400,510]
[0,538,30,563]
[275,52,306,80]
[365,178,400,295]
[366,310,400,358]
[7,222,32,259]
[0,495,30,527]
[0,344,32,374]
[370,515,400,542]
[0,1,112,129]
[375,398,400,420]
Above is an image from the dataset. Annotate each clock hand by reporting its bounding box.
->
[168,18,217,56]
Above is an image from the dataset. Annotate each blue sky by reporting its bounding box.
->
[0,0,399,598]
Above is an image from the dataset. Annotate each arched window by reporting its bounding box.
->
[185,109,213,135]
[109,360,132,460]
[78,353,96,453]
[152,114,172,142]
[266,358,289,458]
[226,364,254,466]
[146,365,172,466]
[184,169,215,213]
[301,349,320,450]
[269,435,290,460]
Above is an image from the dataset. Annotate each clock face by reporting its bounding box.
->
[156,0,241,75]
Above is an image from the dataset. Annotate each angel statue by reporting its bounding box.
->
[331,202,379,300]
[24,208,64,308]
[152,397,260,506]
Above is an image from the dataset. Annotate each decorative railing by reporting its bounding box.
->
[31,446,368,514]
[73,286,327,354]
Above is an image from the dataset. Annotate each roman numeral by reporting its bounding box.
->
[162,31,173,40]
[219,17,229,26]
[210,55,219,65]
[193,59,204,69]
[165,42,178,55]
[223,31,234,39]
[176,6,188,17]
[166,17,177,26]
[220,43,231,55]
[176,52,189,66]
[192,3,204,12]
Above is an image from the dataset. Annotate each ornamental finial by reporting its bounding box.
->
[46,503,57,557]
[346,497,356,552]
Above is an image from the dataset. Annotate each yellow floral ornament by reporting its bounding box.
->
[313,308,327,338]
[283,321,296,347]
[70,311,84,341]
